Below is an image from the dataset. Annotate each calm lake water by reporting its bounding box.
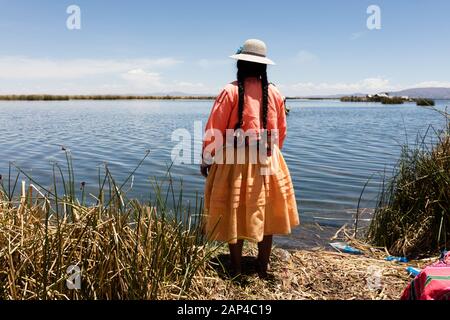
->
[0,99,448,246]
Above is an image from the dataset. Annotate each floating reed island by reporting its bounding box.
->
[340,94,435,106]
[415,98,436,106]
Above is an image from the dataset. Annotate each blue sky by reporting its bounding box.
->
[0,0,449,96]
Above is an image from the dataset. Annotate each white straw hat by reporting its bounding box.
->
[229,39,275,65]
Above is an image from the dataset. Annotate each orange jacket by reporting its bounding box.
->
[203,78,287,156]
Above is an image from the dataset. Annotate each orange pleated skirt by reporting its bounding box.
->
[203,145,300,244]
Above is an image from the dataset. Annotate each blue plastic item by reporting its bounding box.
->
[385,256,409,263]
[406,266,421,277]
[329,242,363,255]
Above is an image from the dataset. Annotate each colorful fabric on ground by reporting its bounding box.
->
[401,252,450,300]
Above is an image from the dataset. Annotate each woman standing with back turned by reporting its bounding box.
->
[201,39,299,278]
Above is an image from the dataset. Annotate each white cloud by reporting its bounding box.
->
[360,78,391,90]
[196,58,231,68]
[283,77,399,96]
[2,55,448,96]
[282,78,450,96]
[0,56,214,94]
[174,81,206,89]
[121,69,163,89]
[120,69,208,93]
[0,56,182,80]
[294,50,320,65]
[412,81,450,88]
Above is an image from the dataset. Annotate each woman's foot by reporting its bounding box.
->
[255,258,270,279]
[229,264,242,278]
[228,240,244,279]
[257,235,273,279]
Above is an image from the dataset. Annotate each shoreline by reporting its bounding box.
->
[0,95,446,102]
[0,94,337,101]
[198,244,424,300]
[0,197,428,300]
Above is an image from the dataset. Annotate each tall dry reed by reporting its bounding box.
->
[0,150,218,299]
[368,108,449,257]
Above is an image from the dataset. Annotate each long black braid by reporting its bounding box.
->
[236,67,245,130]
[236,60,269,130]
[261,69,269,129]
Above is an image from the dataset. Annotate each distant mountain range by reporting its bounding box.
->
[298,87,450,100]
[387,87,450,99]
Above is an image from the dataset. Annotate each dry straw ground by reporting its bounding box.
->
[0,199,425,300]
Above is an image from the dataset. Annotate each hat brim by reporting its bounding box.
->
[229,53,275,65]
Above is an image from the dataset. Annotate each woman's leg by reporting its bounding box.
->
[228,239,244,275]
[257,235,273,277]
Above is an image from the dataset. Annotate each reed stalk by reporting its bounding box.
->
[367,108,449,258]
[0,150,218,300]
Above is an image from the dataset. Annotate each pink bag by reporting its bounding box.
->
[401,252,450,300]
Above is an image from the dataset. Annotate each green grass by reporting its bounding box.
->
[0,149,219,299]
[367,109,449,258]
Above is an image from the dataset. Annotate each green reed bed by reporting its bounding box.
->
[340,95,407,104]
[368,108,450,258]
[0,150,218,300]
[381,96,405,105]
[416,98,436,106]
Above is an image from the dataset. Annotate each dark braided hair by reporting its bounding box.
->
[236,60,269,130]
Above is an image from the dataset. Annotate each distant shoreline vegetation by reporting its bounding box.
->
[285,97,338,100]
[0,94,217,101]
[0,94,331,101]
[416,98,436,106]
[340,94,436,106]
[0,95,438,105]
